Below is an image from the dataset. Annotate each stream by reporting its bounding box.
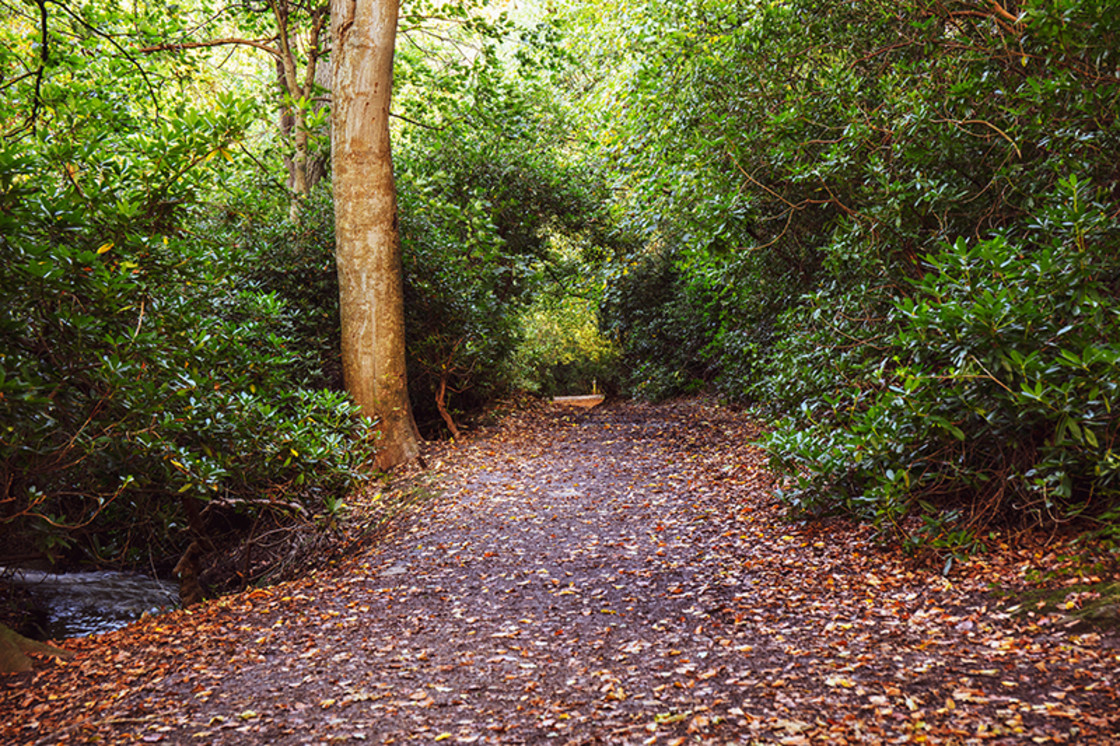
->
[3,567,180,640]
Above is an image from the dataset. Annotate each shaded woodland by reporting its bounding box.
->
[1,0,1118,650]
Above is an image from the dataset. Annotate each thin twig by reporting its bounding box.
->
[390,111,447,131]
[933,118,1022,159]
[138,37,281,60]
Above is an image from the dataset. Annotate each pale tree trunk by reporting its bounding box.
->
[277,58,330,224]
[273,0,329,224]
[306,59,332,188]
[331,0,420,468]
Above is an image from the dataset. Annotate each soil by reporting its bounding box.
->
[1,398,1118,744]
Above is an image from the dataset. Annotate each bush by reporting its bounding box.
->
[510,293,620,397]
[578,0,1120,550]
[0,126,371,576]
[240,187,343,391]
[767,177,1120,540]
[599,248,718,400]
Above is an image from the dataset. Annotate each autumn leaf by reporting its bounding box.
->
[1,400,1116,745]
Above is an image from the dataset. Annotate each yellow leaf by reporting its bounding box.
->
[435,735,452,742]
[97,242,114,254]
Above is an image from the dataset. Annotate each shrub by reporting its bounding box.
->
[599,248,717,400]
[767,177,1120,540]
[0,126,371,576]
[510,293,620,397]
[579,0,1120,551]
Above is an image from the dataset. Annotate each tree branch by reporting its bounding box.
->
[300,5,330,96]
[987,0,1020,25]
[4,0,49,140]
[138,37,282,60]
[389,111,447,131]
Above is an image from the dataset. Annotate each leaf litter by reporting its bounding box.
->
[1,398,1117,744]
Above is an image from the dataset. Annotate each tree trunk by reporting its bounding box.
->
[331,0,420,468]
[436,376,462,440]
[273,0,329,224]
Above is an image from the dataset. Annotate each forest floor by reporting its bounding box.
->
[2,398,1119,745]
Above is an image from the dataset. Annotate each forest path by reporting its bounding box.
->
[2,399,1118,744]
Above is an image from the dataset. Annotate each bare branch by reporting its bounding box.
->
[390,111,446,131]
[933,118,1022,159]
[138,37,282,60]
[4,0,49,140]
[987,0,1021,25]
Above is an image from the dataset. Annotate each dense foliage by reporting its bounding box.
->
[579,0,1120,549]
[0,3,364,579]
[0,153,369,579]
[1,0,615,581]
[7,0,1115,582]
[395,71,609,433]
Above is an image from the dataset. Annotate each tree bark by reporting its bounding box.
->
[331,0,420,468]
[273,0,329,223]
[436,376,462,440]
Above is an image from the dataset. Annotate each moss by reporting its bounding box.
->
[997,580,1120,632]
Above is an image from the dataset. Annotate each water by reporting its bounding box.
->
[3,567,180,639]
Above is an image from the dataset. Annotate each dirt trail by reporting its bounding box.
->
[2,400,1118,744]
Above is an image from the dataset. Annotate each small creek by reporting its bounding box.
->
[3,567,180,640]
